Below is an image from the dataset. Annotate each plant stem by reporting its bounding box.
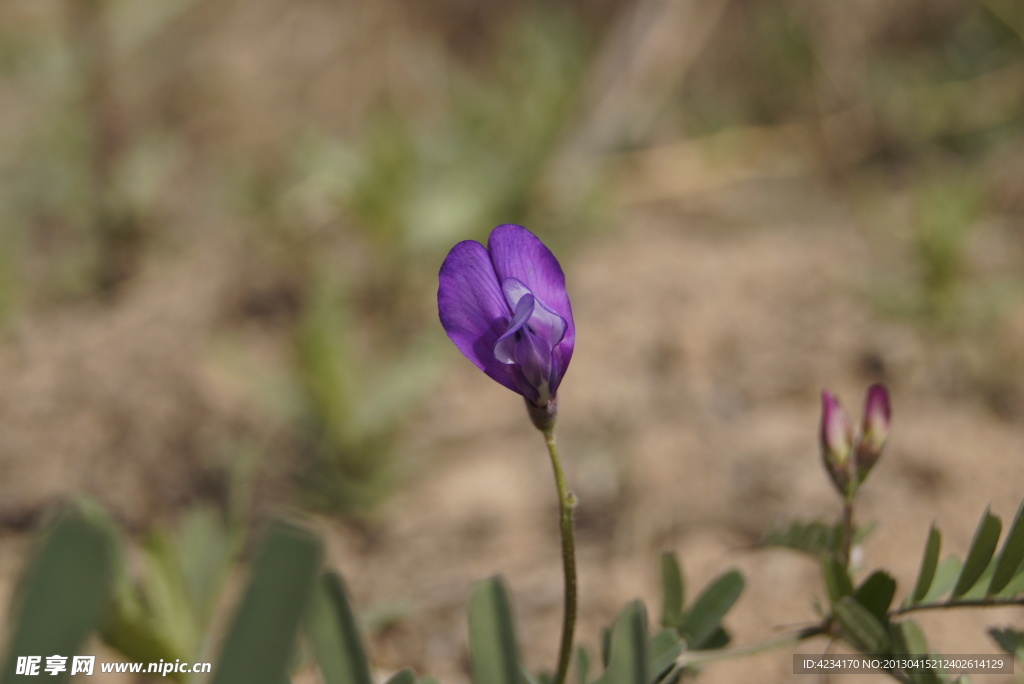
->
[840,496,854,567]
[889,596,1024,617]
[544,426,577,684]
[669,624,827,673]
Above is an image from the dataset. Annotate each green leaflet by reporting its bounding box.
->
[989,628,1024,662]
[594,601,648,684]
[680,570,744,649]
[833,597,890,654]
[467,577,521,684]
[209,519,323,684]
[910,525,941,604]
[920,556,962,603]
[853,571,896,623]
[659,552,685,631]
[383,669,417,684]
[1,504,117,684]
[988,500,1024,595]
[308,572,373,684]
[823,556,854,605]
[952,507,1001,598]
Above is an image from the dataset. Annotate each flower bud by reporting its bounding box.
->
[820,391,855,495]
[855,383,890,478]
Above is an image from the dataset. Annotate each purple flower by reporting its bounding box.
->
[438,224,574,412]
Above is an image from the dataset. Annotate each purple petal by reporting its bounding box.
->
[487,224,575,389]
[861,383,891,451]
[820,391,854,463]
[437,240,521,394]
[500,278,567,349]
[494,293,536,365]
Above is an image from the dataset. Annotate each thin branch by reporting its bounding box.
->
[674,623,829,669]
[890,596,1024,618]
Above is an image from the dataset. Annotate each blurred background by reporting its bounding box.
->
[1,0,1024,681]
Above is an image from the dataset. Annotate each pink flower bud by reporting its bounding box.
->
[856,383,891,476]
[820,391,855,494]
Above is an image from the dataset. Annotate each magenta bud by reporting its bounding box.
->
[820,391,855,494]
[856,383,891,477]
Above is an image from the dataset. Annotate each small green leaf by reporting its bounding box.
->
[1,505,117,684]
[759,520,841,557]
[890,619,929,656]
[953,507,1001,598]
[574,647,590,684]
[648,629,683,678]
[210,519,323,684]
[959,558,997,600]
[176,504,235,626]
[659,552,685,631]
[989,628,1024,661]
[911,525,941,604]
[995,565,1024,597]
[594,601,648,684]
[853,571,896,623]
[308,572,373,684]
[138,530,198,659]
[921,555,961,603]
[833,596,890,654]
[823,557,854,605]
[697,626,730,650]
[468,577,521,684]
[681,570,744,649]
[384,669,416,684]
[890,621,941,684]
[759,520,877,559]
[989,500,1024,595]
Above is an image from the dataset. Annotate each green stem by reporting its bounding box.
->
[840,497,854,567]
[544,426,577,684]
[667,624,827,678]
[889,596,1024,617]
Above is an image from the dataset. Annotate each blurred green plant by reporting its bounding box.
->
[338,6,600,254]
[909,170,984,325]
[292,270,443,513]
[101,504,238,677]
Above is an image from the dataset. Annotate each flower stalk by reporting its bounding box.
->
[543,424,577,684]
[438,224,578,681]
